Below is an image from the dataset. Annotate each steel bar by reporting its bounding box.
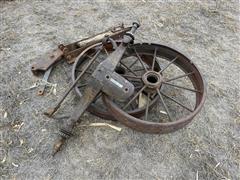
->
[122,75,142,79]
[166,72,194,82]
[134,47,148,72]
[31,25,131,74]
[128,59,138,69]
[162,82,201,93]
[78,83,88,88]
[156,89,173,121]
[145,93,150,121]
[53,84,102,155]
[123,85,146,110]
[151,48,157,70]
[37,66,53,95]
[132,68,145,72]
[120,62,138,76]
[45,47,102,117]
[161,92,193,112]
[159,56,178,73]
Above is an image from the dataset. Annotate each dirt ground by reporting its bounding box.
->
[0,0,239,179]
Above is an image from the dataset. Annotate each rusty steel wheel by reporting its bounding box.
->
[72,42,161,120]
[102,43,206,133]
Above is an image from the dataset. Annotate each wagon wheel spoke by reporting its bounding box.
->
[123,76,142,83]
[120,61,138,76]
[162,82,201,93]
[73,43,165,123]
[122,75,142,79]
[161,92,193,112]
[132,68,146,72]
[145,92,151,121]
[151,47,157,70]
[166,72,194,82]
[130,103,135,110]
[134,47,148,72]
[135,85,144,90]
[78,83,88,89]
[123,85,146,110]
[156,89,173,121]
[74,46,110,103]
[159,56,178,73]
[128,58,138,69]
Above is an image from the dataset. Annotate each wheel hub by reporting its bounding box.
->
[142,71,162,90]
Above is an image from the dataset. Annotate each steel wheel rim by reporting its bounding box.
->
[102,43,206,133]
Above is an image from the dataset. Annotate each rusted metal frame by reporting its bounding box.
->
[37,66,53,95]
[53,23,140,154]
[31,25,131,75]
[45,47,103,117]
[53,45,129,155]
[122,74,142,79]
[63,26,131,62]
[53,83,102,155]
[72,43,157,121]
[31,48,63,75]
[72,42,163,120]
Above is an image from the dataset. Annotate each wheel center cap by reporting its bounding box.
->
[142,71,162,89]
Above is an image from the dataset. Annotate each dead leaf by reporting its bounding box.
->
[7,140,13,145]
[1,156,6,164]
[28,148,34,153]
[13,122,24,132]
[214,162,220,169]
[160,110,167,115]
[53,87,57,95]
[139,93,147,108]
[23,82,38,90]
[19,139,24,146]
[3,111,7,118]
[12,162,19,167]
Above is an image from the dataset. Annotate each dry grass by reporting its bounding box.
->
[0,0,239,179]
